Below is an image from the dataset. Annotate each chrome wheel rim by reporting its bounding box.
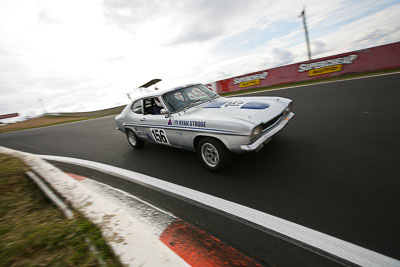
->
[128,131,137,146]
[201,143,219,167]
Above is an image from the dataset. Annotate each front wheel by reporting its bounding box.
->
[197,137,232,172]
[126,130,145,149]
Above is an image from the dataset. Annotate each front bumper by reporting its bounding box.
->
[240,112,294,152]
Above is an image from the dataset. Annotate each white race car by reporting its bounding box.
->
[116,80,294,171]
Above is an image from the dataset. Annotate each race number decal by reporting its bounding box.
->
[150,128,170,144]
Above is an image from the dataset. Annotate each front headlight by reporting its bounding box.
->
[252,125,262,140]
[284,102,292,115]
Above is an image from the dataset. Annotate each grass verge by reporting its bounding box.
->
[0,116,103,133]
[0,153,120,266]
[221,68,400,97]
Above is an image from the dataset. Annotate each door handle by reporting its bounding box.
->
[140,118,146,121]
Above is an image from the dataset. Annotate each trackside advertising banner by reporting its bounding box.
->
[210,42,400,94]
[0,113,19,120]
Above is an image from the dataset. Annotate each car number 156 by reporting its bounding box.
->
[150,128,170,144]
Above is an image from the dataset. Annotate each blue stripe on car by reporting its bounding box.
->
[124,123,239,134]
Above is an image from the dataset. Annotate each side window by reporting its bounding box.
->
[143,99,153,115]
[131,100,142,114]
[143,97,163,115]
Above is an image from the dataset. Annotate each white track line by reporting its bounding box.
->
[39,154,400,267]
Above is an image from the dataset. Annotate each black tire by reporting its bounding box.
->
[126,129,145,149]
[197,137,232,172]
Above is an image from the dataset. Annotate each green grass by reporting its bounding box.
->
[0,116,104,133]
[0,154,121,267]
[221,68,400,97]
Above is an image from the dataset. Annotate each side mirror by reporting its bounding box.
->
[160,109,169,117]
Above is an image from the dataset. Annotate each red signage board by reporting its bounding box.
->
[214,42,400,94]
[0,113,19,119]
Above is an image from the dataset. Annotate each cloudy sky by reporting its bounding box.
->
[1,0,400,121]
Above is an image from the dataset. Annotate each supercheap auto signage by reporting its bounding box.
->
[233,72,268,88]
[298,54,358,76]
[214,42,400,94]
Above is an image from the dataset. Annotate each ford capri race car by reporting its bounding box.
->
[115,81,294,171]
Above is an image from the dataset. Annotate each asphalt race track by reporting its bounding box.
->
[1,73,400,265]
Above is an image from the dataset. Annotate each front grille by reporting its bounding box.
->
[261,112,283,131]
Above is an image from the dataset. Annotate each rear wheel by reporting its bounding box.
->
[197,137,232,172]
[126,130,144,149]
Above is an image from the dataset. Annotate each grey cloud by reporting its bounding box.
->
[270,47,294,67]
[38,10,61,24]
[166,0,247,45]
[247,48,295,72]
[105,56,126,63]
[353,29,384,44]
[215,70,233,80]
[352,26,400,47]
[103,0,171,33]
[169,22,225,45]
[0,73,93,96]
[103,0,263,44]
[311,40,331,57]
[0,72,96,114]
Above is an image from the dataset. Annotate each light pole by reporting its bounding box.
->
[38,98,47,115]
[299,7,312,60]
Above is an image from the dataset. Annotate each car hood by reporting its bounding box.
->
[181,96,291,126]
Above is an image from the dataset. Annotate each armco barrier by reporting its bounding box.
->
[48,105,126,117]
[207,42,400,94]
